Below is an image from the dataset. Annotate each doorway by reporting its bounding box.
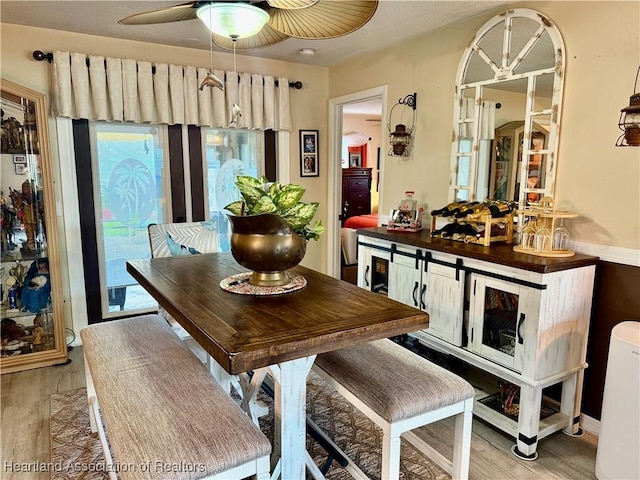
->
[327,86,387,279]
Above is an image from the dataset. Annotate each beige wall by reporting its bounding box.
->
[329,1,640,251]
[2,2,639,338]
[0,23,331,274]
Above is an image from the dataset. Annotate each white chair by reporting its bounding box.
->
[147,220,242,395]
[148,221,220,360]
[148,220,221,259]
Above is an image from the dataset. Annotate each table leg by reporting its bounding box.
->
[239,369,268,424]
[561,372,582,435]
[208,357,233,393]
[514,384,542,460]
[267,355,317,480]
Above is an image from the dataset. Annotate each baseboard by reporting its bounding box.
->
[580,413,600,436]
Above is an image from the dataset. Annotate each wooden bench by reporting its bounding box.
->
[313,339,475,480]
[80,314,271,480]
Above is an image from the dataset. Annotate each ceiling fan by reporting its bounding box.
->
[118,1,379,51]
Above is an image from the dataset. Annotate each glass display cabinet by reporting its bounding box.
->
[1,78,68,373]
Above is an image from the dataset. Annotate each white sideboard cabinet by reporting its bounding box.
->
[356,227,598,459]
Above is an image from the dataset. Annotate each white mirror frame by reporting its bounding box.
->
[449,8,565,211]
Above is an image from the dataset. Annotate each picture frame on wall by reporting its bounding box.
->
[300,130,319,177]
[14,163,26,175]
[349,152,362,167]
[13,154,26,164]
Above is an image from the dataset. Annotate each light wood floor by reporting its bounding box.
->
[1,346,599,480]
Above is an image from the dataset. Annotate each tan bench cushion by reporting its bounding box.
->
[80,314,271,480]
[314,339,475,423]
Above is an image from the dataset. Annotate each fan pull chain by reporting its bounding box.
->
[230,35,242,127]
[233,37,237,78]
[209,33,214,73]
[209,7,214,72]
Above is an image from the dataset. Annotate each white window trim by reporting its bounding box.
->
[328,86,388,278]
[56,117,88,343]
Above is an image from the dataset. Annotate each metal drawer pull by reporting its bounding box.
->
[517,313,525,344]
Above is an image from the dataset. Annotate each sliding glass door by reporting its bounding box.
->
[91,123,170,317]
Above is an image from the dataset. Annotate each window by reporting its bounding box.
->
[203,128,263,250]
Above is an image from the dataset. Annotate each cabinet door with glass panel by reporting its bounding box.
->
[468,273,540,373]
[1,79,68,373]
[357,241,390,296]
[358,241,422,303]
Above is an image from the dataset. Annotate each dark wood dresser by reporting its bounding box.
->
[342,167,372,223]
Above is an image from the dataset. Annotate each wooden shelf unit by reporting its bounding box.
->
[430,213,514,247]
[514,208,578,257]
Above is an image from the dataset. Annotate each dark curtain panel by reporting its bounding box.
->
[168,125,186,222]
[72,120,104,324]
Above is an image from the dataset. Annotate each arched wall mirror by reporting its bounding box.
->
[1,78,68,373]
[449,8,565,209]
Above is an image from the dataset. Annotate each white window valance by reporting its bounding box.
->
[50,50,292,131]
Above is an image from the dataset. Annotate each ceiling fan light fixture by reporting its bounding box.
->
[197,3,270,39]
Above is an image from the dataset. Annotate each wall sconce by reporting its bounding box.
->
[387,93,417,157]
[616,66,640,147]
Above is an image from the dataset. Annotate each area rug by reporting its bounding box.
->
[50,372,448,480]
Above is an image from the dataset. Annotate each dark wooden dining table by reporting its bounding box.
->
[127,252,428,480]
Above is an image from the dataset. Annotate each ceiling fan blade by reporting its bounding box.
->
[266,0,318,9]
[266,0,378,39]
[118,3,199,25]
[212,24,289,50]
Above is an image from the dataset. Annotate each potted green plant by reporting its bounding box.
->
[224,176,324,286]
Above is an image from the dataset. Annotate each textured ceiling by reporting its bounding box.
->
[0,0,516,68]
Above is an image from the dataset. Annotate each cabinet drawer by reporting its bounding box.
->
[344,168,370,177]
[349,197,370,211]
[348,178,370,190]
[349,191,370,203]
[350,204,370,215]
